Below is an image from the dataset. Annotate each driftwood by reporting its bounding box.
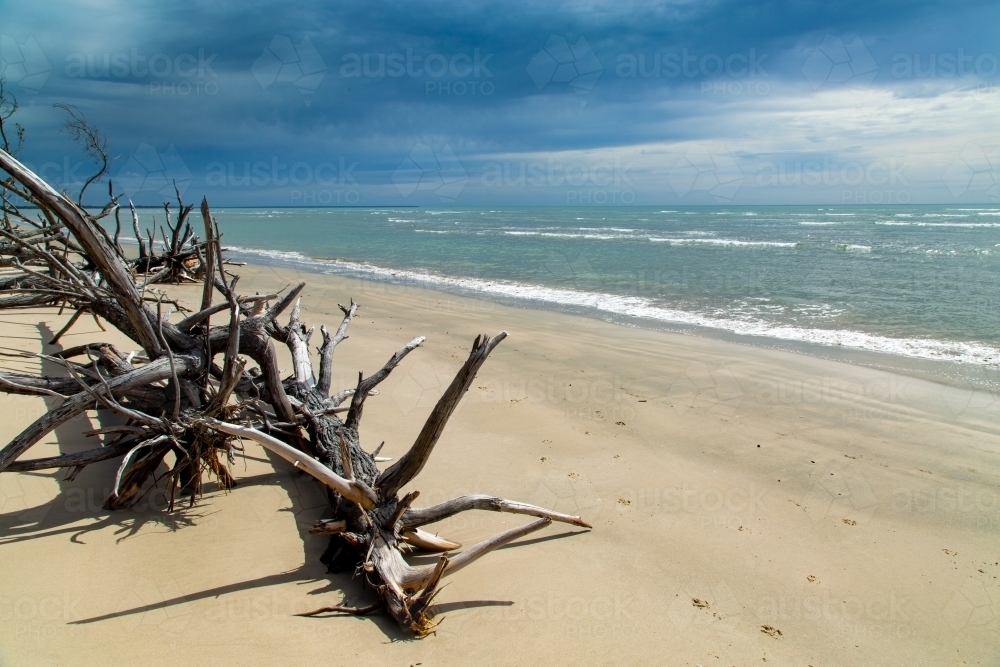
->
[0,146,591,635]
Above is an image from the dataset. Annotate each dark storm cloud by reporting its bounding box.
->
[0,0,997,204]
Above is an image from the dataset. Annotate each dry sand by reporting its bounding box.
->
[1,263,998,666]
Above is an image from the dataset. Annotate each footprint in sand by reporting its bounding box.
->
[760,624,783,637]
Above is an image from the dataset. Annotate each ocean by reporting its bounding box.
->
[152,204,1000,389]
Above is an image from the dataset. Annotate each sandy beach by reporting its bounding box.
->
[1,262,998,666]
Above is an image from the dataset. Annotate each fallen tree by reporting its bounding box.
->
[0,142,590,634]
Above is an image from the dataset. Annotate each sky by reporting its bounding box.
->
[0,0,998,207]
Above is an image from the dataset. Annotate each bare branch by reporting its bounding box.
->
[199,197,216,312]
[49,309,85,345]
[53,103,108,206]
[401,493,591,529]
[202,419,377,509]
[344,336,424,430]
[0,355,189,472]
[295,601,382,618]
[376,332,506,497]
[128,200,147,260]
[283,298,315,385]
[316,300,358,395]
[399,518,551,590]
[206,287,242,415]
[0,374,69,400]
[385,489,419,529]
[262,282,305,323]
[0,77,25,155]
[0,149,165,355]
[400,528,461,552]
[5,438,139,472]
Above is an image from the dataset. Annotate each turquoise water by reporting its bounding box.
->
[140,205,1000,385]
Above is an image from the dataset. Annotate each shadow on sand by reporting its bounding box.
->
[2,321,578,640]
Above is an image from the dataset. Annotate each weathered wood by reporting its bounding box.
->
[400,518,552,589]
[316,300,357,395]
[199,197,216,312]
[0,148,163,356]
[344,335,424,430]
[376,332,506,497]
[129,200,147,260]
[400,528,462,552]
[203,419,377,509]
[283,298,315,385]
[6,439,139,472]
[49,309,84,344]
[0,148,592,636]
[0,355,191,471]
[295,601,382,617]
[401,493,592,529]
[0,373,76,399]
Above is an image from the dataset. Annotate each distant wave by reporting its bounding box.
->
[877,222,1000,228]
[504,230,624,240]
[834,243,872,253]
[225,245,1000,367]
[649,237,799,248]
[501,230,800,247]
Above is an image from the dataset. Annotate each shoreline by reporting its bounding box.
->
[1,260,997,665]
[224,245,1000,392]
